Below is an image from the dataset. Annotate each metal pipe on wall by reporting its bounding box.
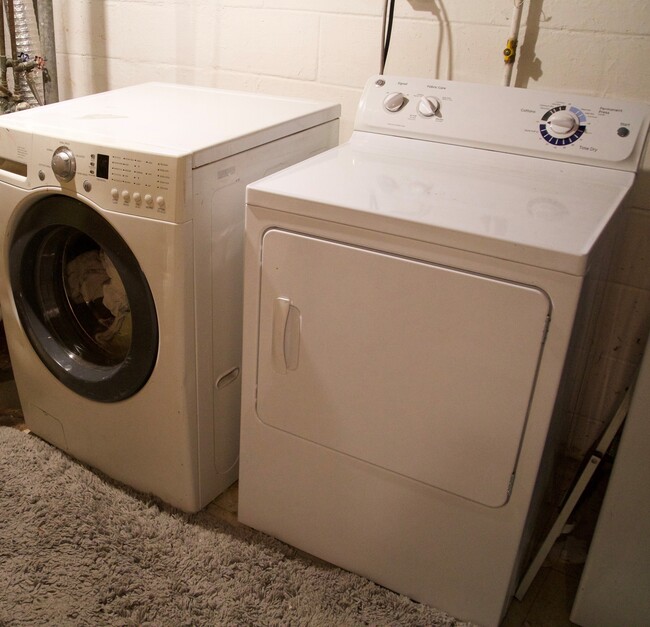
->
[5,0,43,106]
[0,1,7,92]
[35,0,57,103]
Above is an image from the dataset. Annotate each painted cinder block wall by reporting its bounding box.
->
[52,0,650,460]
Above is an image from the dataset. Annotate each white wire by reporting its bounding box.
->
[504,0,524,86]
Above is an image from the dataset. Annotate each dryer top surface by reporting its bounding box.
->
[0,83,340,167]
[246,132,635,276]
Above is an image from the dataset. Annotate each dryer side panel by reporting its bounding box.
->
[256,229,551,507]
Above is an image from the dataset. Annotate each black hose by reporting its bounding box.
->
[381,0,396,73]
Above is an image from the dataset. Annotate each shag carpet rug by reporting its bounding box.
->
[0,427,472,626]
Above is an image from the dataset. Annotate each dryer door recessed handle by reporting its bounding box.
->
[272,297,301,374]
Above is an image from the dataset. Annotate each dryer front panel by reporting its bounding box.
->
[8,195,159,402]
[255,229,551,507]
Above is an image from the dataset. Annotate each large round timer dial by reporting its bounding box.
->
[539,105,587,146]
[51,146,77,182]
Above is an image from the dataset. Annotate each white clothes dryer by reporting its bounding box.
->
[238,76,649,625]
[0,83,339,512]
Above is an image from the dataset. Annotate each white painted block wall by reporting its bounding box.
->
[52,0,650,461]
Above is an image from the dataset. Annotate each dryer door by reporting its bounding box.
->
[256,229,551,508]
[8,195,158,402]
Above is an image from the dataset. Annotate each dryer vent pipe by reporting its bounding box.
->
[5,0,44,106]
[1,0,57,112]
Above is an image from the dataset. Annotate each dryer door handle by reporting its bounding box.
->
[272,297,301,374]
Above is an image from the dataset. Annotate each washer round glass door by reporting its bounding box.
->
[9,195,158,402]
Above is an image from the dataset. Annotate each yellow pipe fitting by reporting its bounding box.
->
[503,38,518,64]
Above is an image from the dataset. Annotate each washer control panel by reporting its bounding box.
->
[0,129,188,222]
[22,134,187,222]
[357,75,650,171]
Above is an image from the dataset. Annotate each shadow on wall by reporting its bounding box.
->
[407,0,553,87]
[405,0,551,85]
[173,4,193,84]
[88,1,107,93]
[627,157,650,209]
[405,0,453,80]
[173,3,209,85]
[514,0,547,88]
[55,0,107,97]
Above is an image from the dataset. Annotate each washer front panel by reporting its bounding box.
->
[256,229,550,507]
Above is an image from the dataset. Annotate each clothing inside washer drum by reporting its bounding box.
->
[65,248,131,359]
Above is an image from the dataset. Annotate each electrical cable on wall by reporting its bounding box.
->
[380,0,396,74]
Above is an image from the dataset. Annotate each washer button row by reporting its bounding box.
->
[110,188,165,209]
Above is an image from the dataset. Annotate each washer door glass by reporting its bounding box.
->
[9,195,158,402]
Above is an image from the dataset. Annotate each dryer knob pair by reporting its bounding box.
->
[383,92,440,117]
[52,147,77,182]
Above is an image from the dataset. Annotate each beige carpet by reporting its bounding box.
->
[0,427,471,626]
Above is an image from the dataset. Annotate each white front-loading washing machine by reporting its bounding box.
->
[0,82,339,512]
[238,75,649,625]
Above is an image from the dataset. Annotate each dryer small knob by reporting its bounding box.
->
[51,147,76,182]
[417,96,440,117]
[383,92,407,112]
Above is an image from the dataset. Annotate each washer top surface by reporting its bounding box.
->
[247,76,650,275]
[0,82,340,167]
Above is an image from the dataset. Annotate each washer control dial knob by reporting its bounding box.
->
[383,92,407,112]
[417,96,440,117]
[546,110,580,137]
[51,146,76,182]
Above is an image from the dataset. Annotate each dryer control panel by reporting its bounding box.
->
[0,128,188,223]
[356,75,650,171]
